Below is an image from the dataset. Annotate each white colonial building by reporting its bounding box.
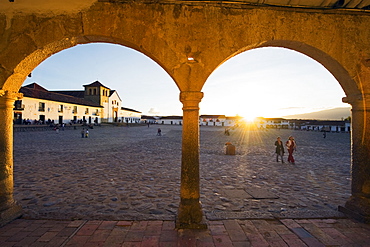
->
[255,117,351,132]
[199,115,243,127]
[159,116,183,125]
[255,118,291,129]
[14,81,141,125]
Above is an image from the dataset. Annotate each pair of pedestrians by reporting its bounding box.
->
[81,128,89,138]
[274,136,296,164]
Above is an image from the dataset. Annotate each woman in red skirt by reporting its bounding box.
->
[286,136,297,164]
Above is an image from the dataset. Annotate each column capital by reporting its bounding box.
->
[180,91,204,111]
[0,90,23,101]
[0,90,23,109]
[342,94,370,111]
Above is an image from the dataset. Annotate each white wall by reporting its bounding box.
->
[16,97,102,124]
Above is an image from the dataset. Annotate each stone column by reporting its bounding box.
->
[176,91,207,229]
[0,90,23,227]
[340,94,370,223]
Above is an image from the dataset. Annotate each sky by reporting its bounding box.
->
[22,43,349,120]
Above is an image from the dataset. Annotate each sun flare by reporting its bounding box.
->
[242,115,257,123]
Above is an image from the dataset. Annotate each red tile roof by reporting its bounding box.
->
[20,83,102,108]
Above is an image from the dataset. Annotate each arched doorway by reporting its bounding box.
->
[11,43,183,221]
[200,46,351,219]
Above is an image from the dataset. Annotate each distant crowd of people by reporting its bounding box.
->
[18,118,99,127]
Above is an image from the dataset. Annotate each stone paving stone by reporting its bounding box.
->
[159,230,178,242]
[209,223,227,235]
[240,220,270,247]
[141,235,160,246]
[109,227,129,236]
[122,242,141,247]
[161,221,175,231]
[97,221,117,230]
[88,229,111,242]
[3,228,28,241]
[197,242,218,247]
[298,221,339,246]
[130,221,148,230]
[76,222,100,236]
[124,230,145,242]
[278,234,307,247]
[145,222,164,236]
[117,221,133,227]
[49,222,69,232]
[64,235,89,246]
[320,227,353,245]
[281,220,325,247]
[14,236,38,246]
[56,226,78,237]
[28,227,49,237]
[212,234,233,247]
[66,220,85,228]
[46,236,68,247]
[251,220,288,246]
[223,220,247,242]
[2,241,18,247]
[38,231,58,242]
[103,233,126,246]
[178,233,197,246]
[27,223,48,233]
[195,231,215,246]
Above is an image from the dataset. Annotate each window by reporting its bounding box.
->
[93,88,97,95]
[89,89,92,95]
[58,105,63,113]
[73,106,77,114]
[14,100,24,110]
[38,102,45,112]
[85,108,89,114]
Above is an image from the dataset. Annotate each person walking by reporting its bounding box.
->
[81,128,85,138]
[157,128,162,136]
[286,136,297,164]
[274,137,285,163]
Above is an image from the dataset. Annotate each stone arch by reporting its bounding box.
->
[203,40,370,223]
[2,36,179,93]
[208,40,359,98]
[259,40,359,97]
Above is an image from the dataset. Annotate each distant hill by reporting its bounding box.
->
[283,107,351,120]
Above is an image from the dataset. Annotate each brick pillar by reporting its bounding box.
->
[340,94,370,223]
[176,91,207,229]
[0,90,23,226]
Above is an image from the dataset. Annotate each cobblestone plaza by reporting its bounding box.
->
[13,125,350,221]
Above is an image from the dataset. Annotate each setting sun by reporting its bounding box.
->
[242,114,257,122]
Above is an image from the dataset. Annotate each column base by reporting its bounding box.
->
[338,196,370,223]
[175,216,208,229]
[0,202,23,227]
[176,198,207,229]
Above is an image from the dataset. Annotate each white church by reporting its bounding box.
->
[13,81,141,125]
